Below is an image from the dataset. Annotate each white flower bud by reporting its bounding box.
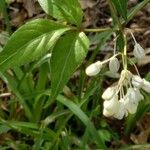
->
[85,61,102,76]
[109,57,120,73]
[133,43,145,59]
[102,86,116,100]
[103,95,119,117]
[142,79,150,93]
[132,75,144,88]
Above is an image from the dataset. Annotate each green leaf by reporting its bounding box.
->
[0,124,10,134]
[125,0,149,24]
[0,19,69,72]
[112,0,128,21]
[47,31,89,105]
[38,0,83,26]
[0,0,5,13]
[57,95,106,149]
[5,120,56,140]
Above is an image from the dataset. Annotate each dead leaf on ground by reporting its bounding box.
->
[10,8,27,26]
[79,0,98,9]
[23,0,36,17]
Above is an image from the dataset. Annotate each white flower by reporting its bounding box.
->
[132,75,150,93]
[119,70,133,86]
[142,79,150,93]
[103,95,120,117]
[119,87,144,115]
[133,43,145,59]
[102,86,116,100]
[123,97,138,114]
[114,101,127,119]
[103,109,112,117]
[132,75,144,88]
[109,57,120,73]
[126,88,144,103]
[85,61,102,76]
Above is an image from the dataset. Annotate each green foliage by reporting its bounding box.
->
[112,0,128,20]
[0,0,5,13]
[38,0,83,26]
[126,0,150,24]
[57,95,106,149]
[0,19,69,72]
[47,31,89,106]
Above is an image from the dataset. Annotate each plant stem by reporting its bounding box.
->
[84,28,113,33]
[123,34,128,70]
[2,0,12,34]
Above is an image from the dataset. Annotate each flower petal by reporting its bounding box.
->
[132,75,143,88]
[142,79,150,93]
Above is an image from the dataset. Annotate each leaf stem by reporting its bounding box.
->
[84,28,113,33]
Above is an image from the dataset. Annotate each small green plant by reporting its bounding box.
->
[0,0,150,149]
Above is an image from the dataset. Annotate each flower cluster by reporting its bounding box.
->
[102,70,150,119]
[85,32,149,119]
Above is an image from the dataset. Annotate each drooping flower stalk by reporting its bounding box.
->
[85,31,149,119]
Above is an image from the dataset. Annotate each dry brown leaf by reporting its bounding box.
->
[79,0,98,9]
[23,0,36,17]
[11,9,27,26]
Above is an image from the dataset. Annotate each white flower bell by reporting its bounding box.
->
[103,109,112,117]
[123,97,138,114]
[126,88,144,103]
[142,79,150,93]
[133,43,145,59]
[103,95,120,117]
[85,61,102,76]
[102,86,116,100]
[132,75,144,88]
[109,57,120,73]
[114,101,127,120]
